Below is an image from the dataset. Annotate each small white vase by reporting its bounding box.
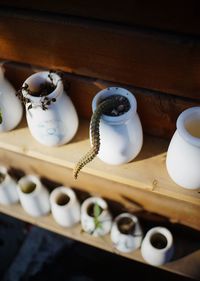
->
[91,87,143,165]
[50,186,80,227]
[17,175,50,217]
[0,166,19,205]
[81,197,112,237]
[166,107,200,189]
[0,66,23,132]
[141,226,174,266]
[22,71,78,146]
[111,213,143,253]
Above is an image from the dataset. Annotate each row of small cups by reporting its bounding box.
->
[0,168,174,266]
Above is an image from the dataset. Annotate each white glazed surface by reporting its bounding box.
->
[50,186,80,227]
[111,213,143,253]
[81,197,112,237]
[91,87,143,165]
[0,67,23,132]
[141,226,174,266]
[23,72,78,146]
[166,107,200,189]
[0,166,19,205]
[17,175,50,217]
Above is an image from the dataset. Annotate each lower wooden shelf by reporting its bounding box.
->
[0,202,200,280]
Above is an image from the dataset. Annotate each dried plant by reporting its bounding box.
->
[73,95,130,179]
[16,71,62,111]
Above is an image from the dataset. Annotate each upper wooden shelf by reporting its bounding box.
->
[0,118,199,207]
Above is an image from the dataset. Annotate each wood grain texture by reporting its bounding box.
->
[0,202,200,280]
[0,9,200,99]
[3,62,199,139]
[0,0,200,35]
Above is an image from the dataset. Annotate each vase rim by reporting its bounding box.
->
[18,175,42,196]
[177,106,200,148]
[22,71,63,104]
[50,186,77,208]
[92,87,137,125]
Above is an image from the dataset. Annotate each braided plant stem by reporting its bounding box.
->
[73,96,125,179]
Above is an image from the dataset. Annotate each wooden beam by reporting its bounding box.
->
[0,9,200,99]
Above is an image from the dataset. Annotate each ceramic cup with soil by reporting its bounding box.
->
[50,186,80,227]
[81,197,112,237]
[0,166,19,205]
[141,226,174,266]
[19,71,78,146]
[17,175,50,217]
[110,213,143,253]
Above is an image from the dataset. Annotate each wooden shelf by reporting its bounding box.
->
[0,119,199,206]
[0,202,200,280]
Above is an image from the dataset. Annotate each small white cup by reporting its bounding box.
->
[17,175,50,217]
[0,166,19,205]
[50,186,80,227]
[141,226,174,266]
[111,213,143,253]
[81,197,112,237]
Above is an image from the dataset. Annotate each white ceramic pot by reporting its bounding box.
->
[81,197,112,237]
[17,175,50,217]
[22,71,78,146]
[0,66,23,132]
[166,107,200,189]
[111,213,143,253]
[50,186,80,227]
[141,226,174,266]
[0,166,19,205]
[91,87,143,165]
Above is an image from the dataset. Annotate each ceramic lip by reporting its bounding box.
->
[92,87,137,125]
[81,197,108,219]
[0,166,9,183]
[177,106,200,148]
[50,186,77,208]
[114,212,142,236]
[22,71,63,102]
[18,175,42,196]
[146,227,173,252]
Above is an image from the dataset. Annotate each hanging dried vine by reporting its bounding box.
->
[73,94,130,179]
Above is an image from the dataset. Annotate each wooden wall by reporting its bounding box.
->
[0,1,199,139]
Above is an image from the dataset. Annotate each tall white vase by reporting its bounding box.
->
[0,66,23,132]
[17,175,50,217]
[22,71,78,146]
[166,107,200,189]
[50,186,80,227]
[91,87,143,164]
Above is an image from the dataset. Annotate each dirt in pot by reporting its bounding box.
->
[100,95,130,116]
[0,172,6,183]
[20,181,36,194]
[117,217,135,235]
[56,193,70,206]
[150,233,168,249]
[87,203,103,217]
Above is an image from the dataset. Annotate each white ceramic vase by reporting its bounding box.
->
[110,213,143,253]
[17,175,50,217]
[166,107,200,189]
[0,66,23,132]
[81,197,112,237]
[91,87,143,165]
[0,166,19,205]
[50,186,80,227]
[141,226,174,266]
[22,71,78,146]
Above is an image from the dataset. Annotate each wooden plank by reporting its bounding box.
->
[4,62,198,139]
[0,9,200,99]
[0,119,199,231]
[1,0,200,36]
[0,199,200,280]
